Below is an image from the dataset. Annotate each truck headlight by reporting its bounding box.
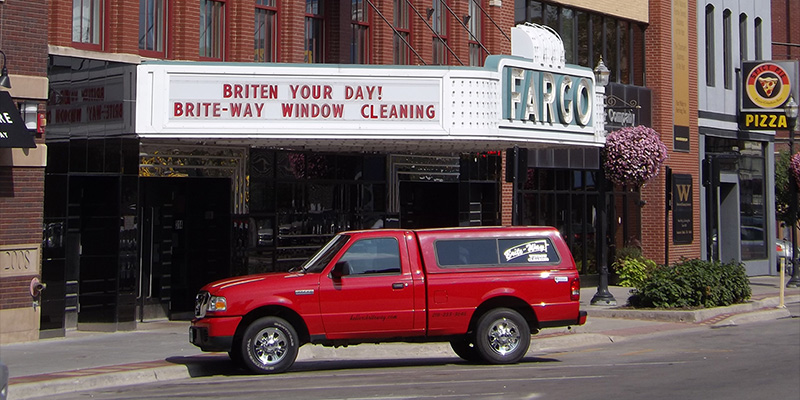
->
[208,296,227,312]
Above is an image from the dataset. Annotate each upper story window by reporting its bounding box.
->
[431,0,448,65]
[468,0,484,66]
[200,0,226,60]
[705,4,715,87]
[515,1,644,86]
[755,17,763,59]
[739,13,748,61]
[255,0,278,62]
[305,0,324,63]
[73,0,103,48]
[139,0,166,57]
[723,9,732,89]
[393,0,411,64]
[350,0,370,64]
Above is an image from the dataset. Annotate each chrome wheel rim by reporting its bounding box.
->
[253,327,288,365]
[486,317,521,356]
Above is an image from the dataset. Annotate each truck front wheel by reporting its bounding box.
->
[240,316,299,374]
[474,308,530,364]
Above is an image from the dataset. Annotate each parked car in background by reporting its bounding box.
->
[776,238,794,276]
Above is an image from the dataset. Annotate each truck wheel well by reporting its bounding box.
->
[233,306,311,347]
[471,297,539,334]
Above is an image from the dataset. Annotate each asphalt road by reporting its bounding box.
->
[45,305,800,400]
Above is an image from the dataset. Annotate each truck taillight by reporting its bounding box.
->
[570,277,580,301]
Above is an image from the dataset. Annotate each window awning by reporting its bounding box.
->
[0,91,35,148]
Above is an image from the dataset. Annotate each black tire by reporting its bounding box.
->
[240,316,299,374]
[228,348,244,368]
[450,337,482,362]
[473,308,531,364]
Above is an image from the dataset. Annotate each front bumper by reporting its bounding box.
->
[190,316,242,352]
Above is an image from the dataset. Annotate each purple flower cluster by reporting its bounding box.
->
[603,125,668,187]
[791,152,800,189]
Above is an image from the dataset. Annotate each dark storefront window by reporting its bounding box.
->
[249,149,388,273]
[706,138,767,261]
[520,168,599,274]
[516,161,641,275]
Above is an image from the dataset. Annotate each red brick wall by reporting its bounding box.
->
[771,0,800,152]
[486,0,513,56]
[3,0,48,76]
[0,168,45,245]
[0,276,35,310]
[641,0,701,263]
[771,0,800,61]
[108,0,139,54]
[279,0,305,63]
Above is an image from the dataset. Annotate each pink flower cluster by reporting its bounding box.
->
[791,152,800,189]
[603,125,668,187]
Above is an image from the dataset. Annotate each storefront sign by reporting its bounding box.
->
[0,91,36,148]
[137,58,604,147]
[502,68,593,127]
[739,60,799,131]
[485,55,599,143]
[603,83,652,132]
[170,78,438,122]
[672,174,693,244]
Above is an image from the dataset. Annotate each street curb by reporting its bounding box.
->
[711,307,793,327]
[9,365,192,400]
[529,333,615,351]
[586,294,800,323]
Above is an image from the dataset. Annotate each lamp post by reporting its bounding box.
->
[0,50,11,89]
[785,95,800,287]
[591,57,617,306]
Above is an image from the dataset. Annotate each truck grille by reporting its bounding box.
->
[195,291,210,318]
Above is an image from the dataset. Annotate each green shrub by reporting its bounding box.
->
[628,258,751,309]
[614,256,658,288]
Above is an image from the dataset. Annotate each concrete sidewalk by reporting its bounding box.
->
[2,276,798,400]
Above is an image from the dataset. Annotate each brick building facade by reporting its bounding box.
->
[0,0,49,344]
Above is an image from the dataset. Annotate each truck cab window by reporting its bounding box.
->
[302,234,350,273]
[338,237,401,276]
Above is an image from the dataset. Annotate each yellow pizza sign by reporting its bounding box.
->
[740,61,798,130]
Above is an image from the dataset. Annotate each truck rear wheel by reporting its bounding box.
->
[240,316,299,374]
[450,338,481,362]
[474,308,530,364]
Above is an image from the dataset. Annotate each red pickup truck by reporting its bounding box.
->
[190,226,587,373]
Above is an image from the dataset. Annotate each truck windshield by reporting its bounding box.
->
[301,234,350,273]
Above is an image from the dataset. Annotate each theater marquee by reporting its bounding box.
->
[739,60,799,131]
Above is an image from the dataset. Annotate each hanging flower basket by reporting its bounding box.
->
[791,152,800,189]
[603,125,668,188]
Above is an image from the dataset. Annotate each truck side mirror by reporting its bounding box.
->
[329,261,349,280]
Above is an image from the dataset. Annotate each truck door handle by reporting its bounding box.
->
[392,283,406,289]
